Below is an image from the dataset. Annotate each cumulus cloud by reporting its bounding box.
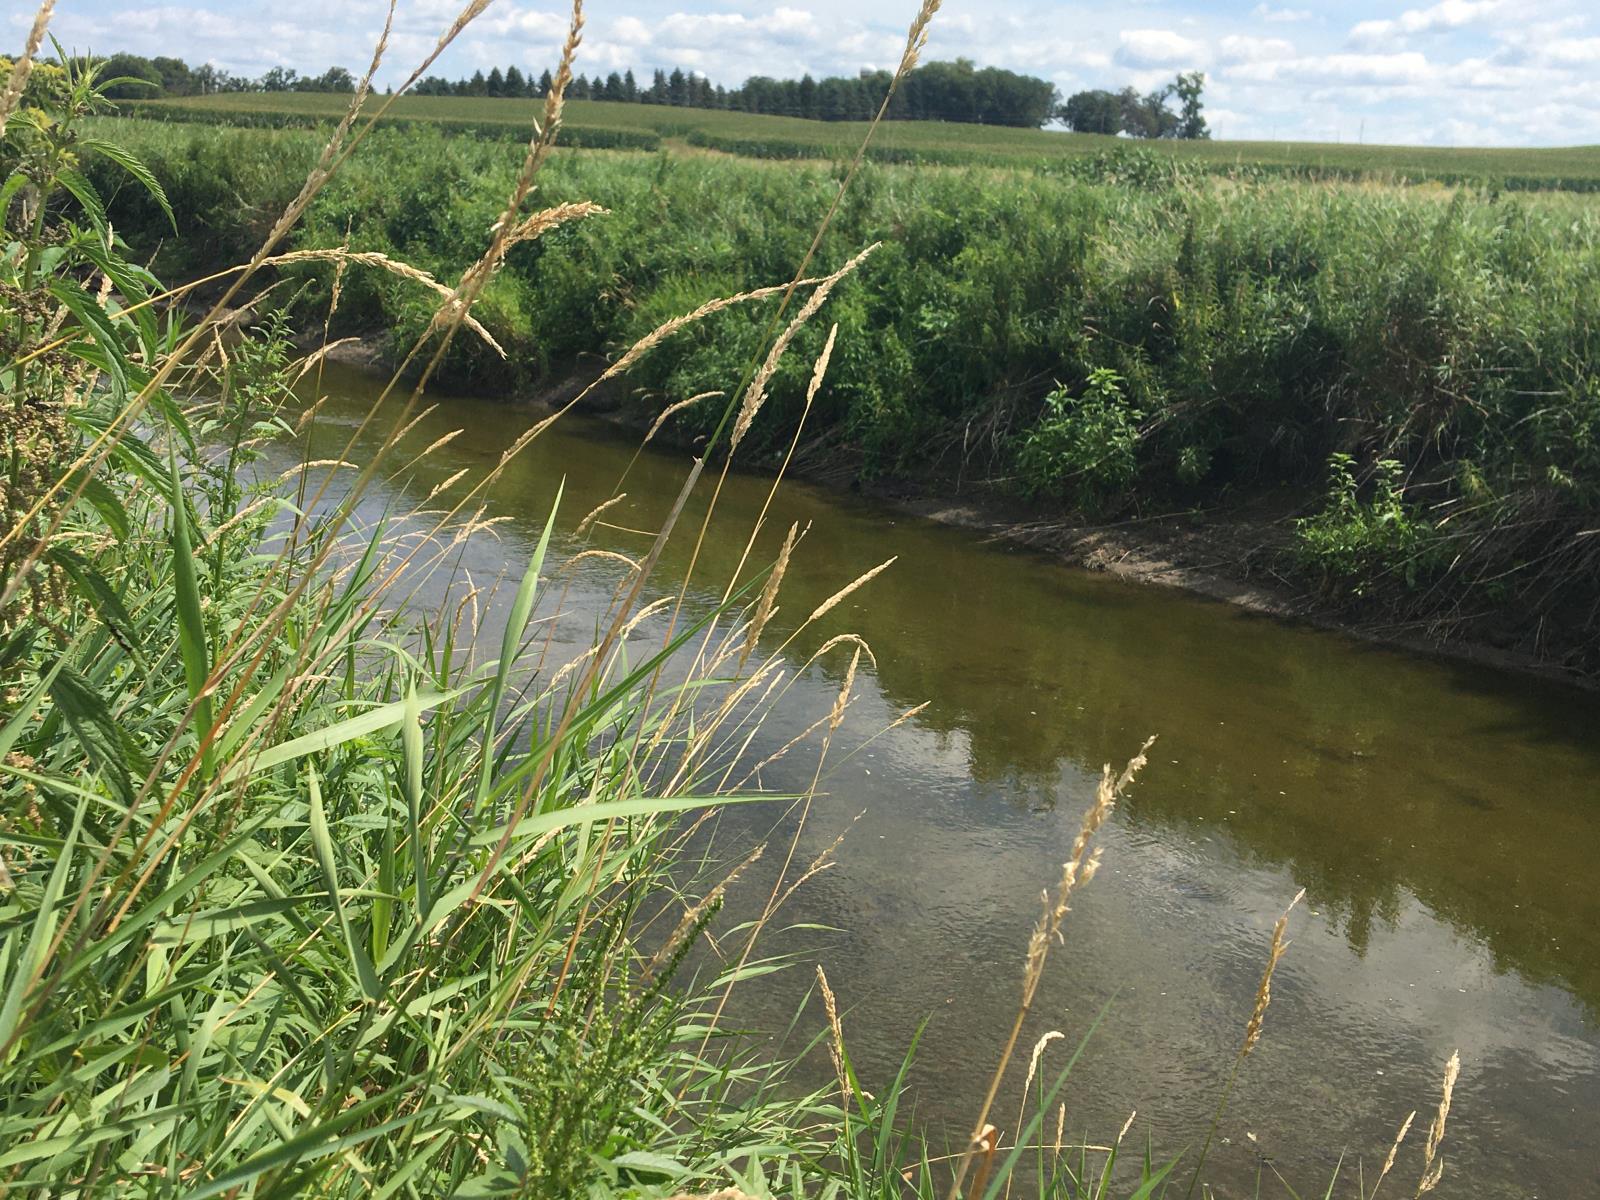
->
[1230,50,1435,86]
[1219,35,1297,65]
[1349,0,1502,49]
[1538,37,1600,67]
[1114,29,1208,69]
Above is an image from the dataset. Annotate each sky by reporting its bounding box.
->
[25,0,1600,147]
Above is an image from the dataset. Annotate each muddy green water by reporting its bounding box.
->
[294,366,1599,1197]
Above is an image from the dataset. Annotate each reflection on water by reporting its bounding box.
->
[285,367,1600,1197]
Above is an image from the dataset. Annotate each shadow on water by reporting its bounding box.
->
[285,366,1600,1198]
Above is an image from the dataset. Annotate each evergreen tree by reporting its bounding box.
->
[537,68,553,97]
[486,66,504,97]
[668,67,688,107]
[623,68,638,101]
[798,73,818,120]
[504,64,526,97]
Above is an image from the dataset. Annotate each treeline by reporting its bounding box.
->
[416,57,1061,127]
[87,52,356,97]
[87,50,1207,136]
[85,50,1062,127]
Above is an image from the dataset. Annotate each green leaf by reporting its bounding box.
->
[306,766,383,1003]
[610,1150,688,1178]
[477,482,562,806]
[48,277,127,394]
[183,1094,428,1199]
[54,168,107,236]
[468,792,771,848]
[47,661,146,809]
[79,136,176,230]
[0,800,82,1065]
[168,441,216,779]
[220,685,469,783]
[45,546,145,666]
[71,472,131,542]
[400,681,429,924]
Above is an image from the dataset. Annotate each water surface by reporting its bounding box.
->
[289,366,1600,1197]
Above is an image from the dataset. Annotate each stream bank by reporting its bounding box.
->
[316,332,1600,689]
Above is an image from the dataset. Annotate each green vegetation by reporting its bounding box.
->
[91,116,1600,665]
[3,51,866,1198]
[1,7,1490,1194]
[123,91,1600,189]
[1016,370,1144,511]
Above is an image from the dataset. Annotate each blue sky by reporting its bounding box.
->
[26,0,1600,146]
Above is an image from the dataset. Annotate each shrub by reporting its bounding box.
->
[1294,453,1445,596]
[1015,369,1143,509]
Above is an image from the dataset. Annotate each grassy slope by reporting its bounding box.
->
[127,91,1600,186]
[91,117,1600,671]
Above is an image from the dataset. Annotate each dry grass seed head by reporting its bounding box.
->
[397,0,495,95]
[807,322,840,402]
[599,277,827,387]
[270,249,507,356]
[646,391,722,446]
[0,1,54,139]
[643,843,764,985]
[1370,1109,1416,1200]
[897,0,943,80]
[1118,1109,1138,1146]
[1241,887,1305,1058]
[1021,1030,1065,1114]
[292,339,360,382]
[775,809,864,909]
[828,647,861,733]
[1023,737,1154,1006]
[575,493,628,537]
[816,964,848,1103]
[1416,1051,1460,1197]
[806,556,896,625]
[741,521,797,669]
[731,245,876,450]
[446,3,584,319]
[256,1,395,257]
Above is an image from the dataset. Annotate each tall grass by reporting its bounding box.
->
[0,6,863,1193]
[6,3,1473,1196]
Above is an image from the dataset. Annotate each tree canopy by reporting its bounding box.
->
[1059,72,1209,140]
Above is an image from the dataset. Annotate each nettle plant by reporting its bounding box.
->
[1294,451,1443,596]
[1015,367,1143,510]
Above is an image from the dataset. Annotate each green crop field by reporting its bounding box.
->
[126,91,1600,189]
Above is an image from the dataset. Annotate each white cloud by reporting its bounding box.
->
[1219,35,1297,65]
[1349,0,1502,49]
[1538,38,1600,67]
[1252,4,1314,23]
[1230,51,1435,86]
[1114,29,1208,69]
